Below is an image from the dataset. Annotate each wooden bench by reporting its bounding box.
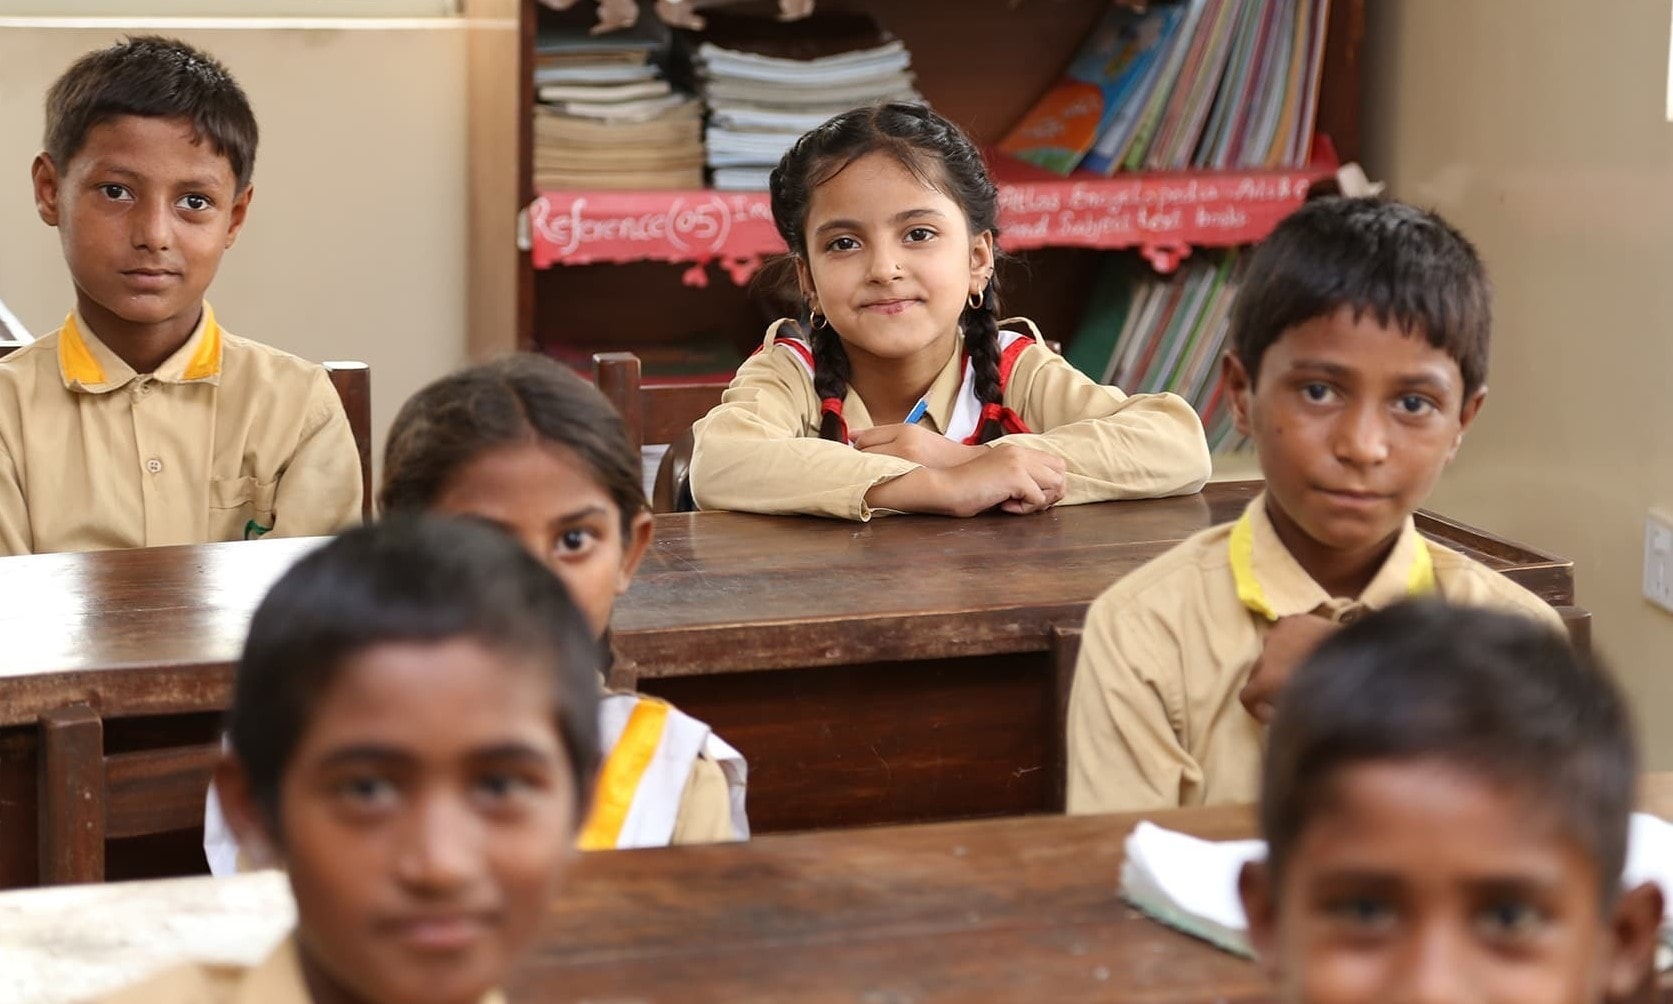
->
[36,705,219,886]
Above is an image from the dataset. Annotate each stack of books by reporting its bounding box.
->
[691,11,922,191]
[533,7,703,189]
[999,0,1332,176]
[1065,251,1247,452]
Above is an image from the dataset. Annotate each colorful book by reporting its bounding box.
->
[1145,0,1244,170]
[1120,0,1212,172]
[998,3,1184,175]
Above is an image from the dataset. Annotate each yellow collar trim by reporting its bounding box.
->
[58,305,223,388]
[57,313,107,387]
[576,697,669,851]
[1229,506,1436,621]
[180,303,223,381]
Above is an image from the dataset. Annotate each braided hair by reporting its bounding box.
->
[768,102,1009,444]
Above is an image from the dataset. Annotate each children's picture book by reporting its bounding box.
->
[997,3,1185,176]
[1015,0,1334,175]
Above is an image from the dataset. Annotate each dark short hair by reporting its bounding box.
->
[1231,198,1491,401]
[381,354,645,535]
[227,517,603,824]
[1261,601,1634,905]
[44,35,258,190]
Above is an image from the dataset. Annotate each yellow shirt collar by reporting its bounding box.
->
[58,303,224,393]
[1229,492,1436,621]
[245,935,507,1004]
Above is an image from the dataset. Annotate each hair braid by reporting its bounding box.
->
[809,320,852,441]
[963,284,1006,444]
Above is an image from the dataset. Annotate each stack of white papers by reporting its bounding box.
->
[1120,821,1264,957]
[691,15,922,190]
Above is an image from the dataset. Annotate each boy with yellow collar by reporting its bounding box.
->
[0,37,360,556]
[1066,197,1565,814]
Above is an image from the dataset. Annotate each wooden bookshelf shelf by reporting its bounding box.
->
[530,147,1338,279]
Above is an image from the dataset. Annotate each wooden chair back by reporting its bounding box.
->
[1556,605,1591,653]
[323,361,373,519]
[37,705,220,885]
[592,352,728,512]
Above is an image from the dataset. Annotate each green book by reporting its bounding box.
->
[1066,255,1144,381]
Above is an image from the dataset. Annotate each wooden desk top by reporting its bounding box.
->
[0,481,1574,727]
[522,805,1267,1003]
[8,777,1669,1004]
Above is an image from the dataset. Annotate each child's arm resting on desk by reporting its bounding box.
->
[690,348,919,521]
[1066,587,1201,814]
[269,369,364,536]
[994,346,1211,505]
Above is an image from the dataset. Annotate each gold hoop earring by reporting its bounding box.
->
[968,288,985,311]
[810,312,829,330]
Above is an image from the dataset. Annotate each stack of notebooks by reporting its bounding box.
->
[691,11,922,191]
[1066,251,1247,452]
[533,8,703,189]
[999,0,1332,176]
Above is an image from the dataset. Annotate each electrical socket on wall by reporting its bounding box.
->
[1646,508,1673,614]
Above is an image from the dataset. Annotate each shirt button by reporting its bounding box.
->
[1338,607,1364,625]
[145,457,163,474]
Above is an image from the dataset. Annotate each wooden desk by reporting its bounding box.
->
[9,790,1670,1004]
[523,806,1268,1003]
[0,482,1577,886]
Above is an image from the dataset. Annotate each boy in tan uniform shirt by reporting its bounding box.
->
[102,520,598,1004]
[1066,198,1567,815]
[0,37,360,557]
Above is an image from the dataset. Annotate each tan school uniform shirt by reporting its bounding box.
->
[0,304,362,556]
[689,324,1212,520]
[96,934,504,1004]
[1065,492,1568,815]
[673,753,736,844]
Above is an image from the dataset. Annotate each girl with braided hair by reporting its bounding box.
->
[690,103,1211,520]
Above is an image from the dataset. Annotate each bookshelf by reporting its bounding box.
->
[464,0,1364,385]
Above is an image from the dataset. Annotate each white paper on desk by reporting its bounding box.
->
[1124,813,1673,965]
[1120,820,1264,958]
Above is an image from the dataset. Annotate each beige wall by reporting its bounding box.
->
[0,20,474,479]
[1366,0,1673,764]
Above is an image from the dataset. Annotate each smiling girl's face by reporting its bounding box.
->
[430,442,653,639]
[796,151,993,372]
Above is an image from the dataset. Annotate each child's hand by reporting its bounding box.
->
[853,423,985,468]
[1241,613,1341,724]
[864,445,1065,516]
[941,445,1065,516]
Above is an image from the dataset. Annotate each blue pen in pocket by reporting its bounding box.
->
[904,399,929,426]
